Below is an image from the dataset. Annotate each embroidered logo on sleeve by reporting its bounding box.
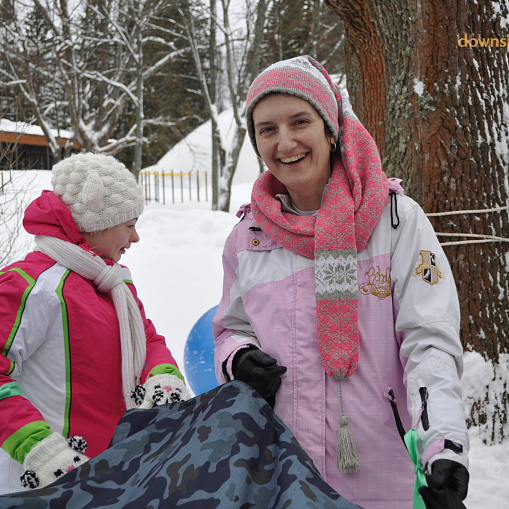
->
[413,250,444,285]
[359,266,392,300]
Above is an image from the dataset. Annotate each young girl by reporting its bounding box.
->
[0,153,189,494]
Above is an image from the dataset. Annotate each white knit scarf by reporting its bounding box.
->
[35,235,146,410]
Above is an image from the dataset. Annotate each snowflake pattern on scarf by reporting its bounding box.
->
[315,250,358,300]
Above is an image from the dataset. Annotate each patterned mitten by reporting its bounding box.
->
[131,374,191,409]
[20,433,89,489]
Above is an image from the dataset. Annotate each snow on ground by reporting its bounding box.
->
[2,169,508,508]
[467,427,509,508]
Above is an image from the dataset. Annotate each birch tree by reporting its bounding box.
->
[326,0,509,443]
[0,0,134,162]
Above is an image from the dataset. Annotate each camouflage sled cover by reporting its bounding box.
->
[0,381,361,509]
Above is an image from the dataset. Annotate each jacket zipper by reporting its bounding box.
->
[419,387,430,431]
[386,386,406,445]
[390,385,463,454]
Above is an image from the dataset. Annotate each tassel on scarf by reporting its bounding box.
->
[336,378,362,473]
[337,414,362,473]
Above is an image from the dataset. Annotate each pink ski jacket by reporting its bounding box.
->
[214,181,469,509]
[0,191,183,494]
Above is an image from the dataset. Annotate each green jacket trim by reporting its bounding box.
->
[148,364,185,383]
[1,421,52,464]
[0,381,22,401]
[2,269,36,357]
[55,270,72,437]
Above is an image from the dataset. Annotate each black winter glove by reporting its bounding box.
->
[231,347,287,408]
[418,459,469,509]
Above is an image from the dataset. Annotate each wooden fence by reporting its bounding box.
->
[139,170,209,204]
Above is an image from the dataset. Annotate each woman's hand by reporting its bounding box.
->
[232,347,287,408]
[418,459,469,509]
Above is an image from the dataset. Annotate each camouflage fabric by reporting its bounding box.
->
[0,381,362,509]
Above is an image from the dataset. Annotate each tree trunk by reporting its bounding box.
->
[325,0,509,443]
[215,0,265,212]
[218,125,245,212]
[251,0,267,180]
[249,0,267,80]
[133,13,144,183]
[210,0,219,210]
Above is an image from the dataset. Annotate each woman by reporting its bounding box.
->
[213,56,469,508]
[0,153,189,494]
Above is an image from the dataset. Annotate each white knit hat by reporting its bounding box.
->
[51,153,144,232]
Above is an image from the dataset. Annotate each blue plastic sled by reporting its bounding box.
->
[184,305,220,395]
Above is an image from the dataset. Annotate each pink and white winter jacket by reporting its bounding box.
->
[213,181,469,509]
[0,191,183,494]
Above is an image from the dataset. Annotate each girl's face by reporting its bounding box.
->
[85,218,139,262]
[253,93,333,211]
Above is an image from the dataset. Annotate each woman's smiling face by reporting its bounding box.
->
[253,93,333,211]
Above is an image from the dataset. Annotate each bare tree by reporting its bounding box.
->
[0,0,186,179]
[0,100,35,267]
[0,0,70,163]
[208,0,221,205]
[179,0,345,209]
[179,0,266,211]
[325,0,509,443]
[0,170,33,268]
[85,0,189,180]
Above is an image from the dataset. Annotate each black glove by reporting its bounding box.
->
[231,347,287,408]
[418,459,469,509]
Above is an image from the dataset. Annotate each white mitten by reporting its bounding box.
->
[20,433,89,489]
[131,374,191,409]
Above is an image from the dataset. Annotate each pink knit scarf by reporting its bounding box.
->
[251,132,388,380]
